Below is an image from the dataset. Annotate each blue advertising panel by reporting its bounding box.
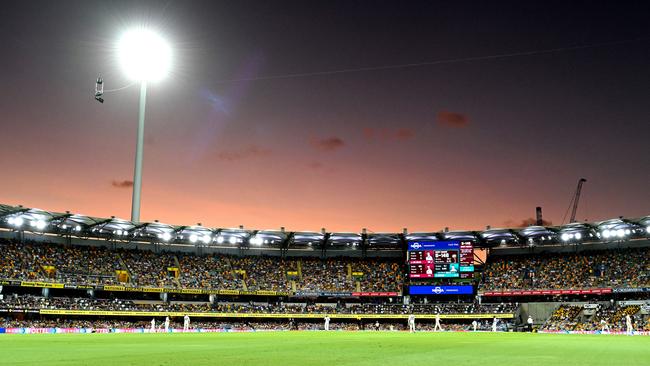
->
[408,285,474,295]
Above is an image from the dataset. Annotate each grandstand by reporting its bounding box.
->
[0,203,648,336]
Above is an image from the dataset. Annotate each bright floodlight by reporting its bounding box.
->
[118,28,171,82]
[561,233,570,241]
[216,235,225,244]
[189,234,198,243]
[13,217,24,228]
[574,232,582,240]
[228,236,237,245]
[161,232,172,242]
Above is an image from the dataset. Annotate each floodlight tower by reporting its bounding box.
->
[117,28,171,223]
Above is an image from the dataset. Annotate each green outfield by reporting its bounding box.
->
[1,331,648,366]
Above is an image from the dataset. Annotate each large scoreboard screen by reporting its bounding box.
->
[408,240,474,279]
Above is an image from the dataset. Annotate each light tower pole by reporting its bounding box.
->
[117,28,171,223]
[130,82,147,222]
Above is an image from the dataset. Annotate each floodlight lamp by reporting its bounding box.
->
[35,220,47,230]
[574,232,582,240]
[647,226,650,234]
[616,229,625,238]
[561,233,570,241]
[13,217,24,228]
[228,236,237,245]
[161,232,172,242]
[189,234,198,243]
[75,225,82,232]
[216,236,224,244]
[602,230,610,238]
[7,217,15,225]
[624,229,631,235]
[117,28,171,82]
[201,235,211,244]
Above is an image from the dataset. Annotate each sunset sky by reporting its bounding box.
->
[0,1,648,233]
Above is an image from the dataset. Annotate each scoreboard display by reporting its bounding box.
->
[408,240,474,279]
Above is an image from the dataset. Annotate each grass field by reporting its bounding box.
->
[1,331,649,366]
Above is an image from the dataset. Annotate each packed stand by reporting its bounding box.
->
[0,240,121,285]
[119,249,178,288]
[540,305,582,331]
[176,254,242,289]
[229,256,292,291]
[299,258,353,292]
[354,260,403,293]
[480,248,650,291]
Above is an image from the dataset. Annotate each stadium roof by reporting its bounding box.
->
[0,203,648,251]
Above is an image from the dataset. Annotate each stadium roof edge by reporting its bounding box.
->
[0,203,648,249]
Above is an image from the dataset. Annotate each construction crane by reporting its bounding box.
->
[563,178,587,224]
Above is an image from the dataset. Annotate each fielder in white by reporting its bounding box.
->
[183,315,190,332]
[433,313,443,332]
[150,318,156,333]
[408,314,416,333]
[626,314,634,335]
[472,320,478,332]
[492,317,498,332]
[600,319,609,333]
[324,315,330,331]
[164,316,170,332]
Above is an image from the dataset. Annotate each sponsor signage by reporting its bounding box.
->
[612,287,650,293]
[0,279,290,297]
[409,285,473,295]
[481,288,613,296]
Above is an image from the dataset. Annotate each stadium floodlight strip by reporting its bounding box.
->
[1,204,648,249]
[600,228,632,240]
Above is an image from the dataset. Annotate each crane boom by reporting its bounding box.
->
[569,178,587,223]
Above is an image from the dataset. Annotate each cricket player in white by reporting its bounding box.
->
[472,320,478,332]
[527,316,534,332]
[626,314,634,335]
[492,317,498,332]
[324,316,330,331]
[408,314,416,333]
[183,315,190,332]
[150,318,156,333]
[600,319,609,333]
[164,316,170,332]
[433,313,443,332]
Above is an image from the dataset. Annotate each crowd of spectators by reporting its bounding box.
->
[541,305,583,331]
[299,258,352,292]
[480,248,650,291]
[0,295,517,316]
[0,240,402,293]
[229,256,293,291]
[0,240,120,285]
[119,249,177,288]
[546,303,649,332]
[176,254,242,289]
